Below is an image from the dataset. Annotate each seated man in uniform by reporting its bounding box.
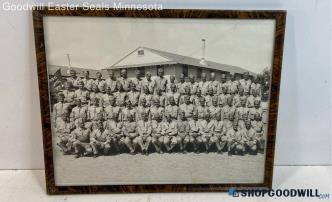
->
[139,86,153,107]
[113,82,127,107]
[188,112,202,153]
[196,97,208,121]
[177,111,190,153]
[151,114,164,153]
[122,114,138,154]
[211,113,227,153]
[71,119,93,158]
[150,98,165,121]
[166,75,176,93]
[227,123,245,156]
[90,121,111,157]
[105,113,124,153]
[162,115,178,152]
[243,121,259,154]
[55,112,74,154]
[251,113,265,154]
[137,112,152,155]
[199,113,215,153]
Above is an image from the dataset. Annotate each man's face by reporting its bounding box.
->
[110,99,115,106]
[141,99,146,106]
[170,76,175,82]
[158,69,164,77]
[189,76,195,83]
[246,123,251,130]
[58,96,64,103]
[185,97,190,105]
[212,99,218,106]
[154,100,160,107]
[78,83,84,89]
[169,98,175,105]
[84,72,89,78]
[70,72,76,78]
[210,74,215,81]
[121,70,127,78]
[96,73,102,79]
[146,73,151,80]
[202,74,206,81]
[76,100,81,106]
[108,71,114,78]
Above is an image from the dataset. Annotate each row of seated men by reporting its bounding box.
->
[54,93,265,157]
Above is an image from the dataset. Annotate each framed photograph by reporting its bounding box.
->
[33,8,286,194]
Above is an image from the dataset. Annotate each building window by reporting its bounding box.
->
[182,65,188,78]
[138,49,144,56]
[197,68,202,79]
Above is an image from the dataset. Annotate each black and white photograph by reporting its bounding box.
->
[44,16,275,186]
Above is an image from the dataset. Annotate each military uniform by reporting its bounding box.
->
[141,78,155,94]
[71,126,92,156]
[150,106,165,121]
[211,119,228,151]
[199,119,215,151]
[136,120,152,152]
[179,103,194,120]
[154,76,168,93]
[131,77,142,92]
[122,121,138,153]
[177,119,189,151]
[198,81,210,96]
[235,106,249,129]
[105,78,117,93]
[188,119,202,150]
[87,104,103,121]
[70,105,87,124]
[94,79,106,93]
[118,77,131,92]
[53,102,70,127]
[82,78,94,91]
[228,128,246,154]
[74,89,89,104]
[208,105,221,120]
[222,105,236,129]
[208,80,220,95]
[55,118,74,153]
[113,91,127,107]
[151,120,164,153]
[104,105,121,121]
[136,105,150,121]
[188,82,198,95]
[218,93,230,108]
[62,89,75,103]
[121,107,136,122]
[161,120,178,151]
[139,93,153,107]
[67,77,81,89]
[127,91,140,107]
[176,81,188,95]
[165,105,178,120]
[90,128,111,155]
[152,94,166,107]
[243,127,258,153]
[196,105,208,120]
[166,81,177,93]
[100,93,114,107]
[166,92,180,106]
[105,120,124,149]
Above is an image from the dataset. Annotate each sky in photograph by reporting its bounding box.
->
[44,16,276,73]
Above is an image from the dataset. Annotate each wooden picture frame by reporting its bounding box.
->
[33,8,286,194]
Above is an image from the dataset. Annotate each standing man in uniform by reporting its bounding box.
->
[127,83,140,107]
[105,70,117,94]
[75,80,89,105]
[139,86,153,107]
[208,72,220,95]
[165,96,178,120]
[82,71,94,91]
[136,97,150,121]
[150,98,165,122]
[154,67,167,94]
[166,83,180,106]
[166,75,177,93]
[131,69,142,92]
[179,95,194,121]
[118,69,130,92]
[176,73,188,95]
[70,99,87,126]
[187,74,198,95]
[198,73,210,96]
[141,72,155,94]
[67,69,81,89]
[53,93,70,128]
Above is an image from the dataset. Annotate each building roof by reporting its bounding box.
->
[105,47,254,75]
[48,65,108,79]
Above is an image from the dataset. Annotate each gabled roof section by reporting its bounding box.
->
[106,46,254,75]
[109,47,175,69]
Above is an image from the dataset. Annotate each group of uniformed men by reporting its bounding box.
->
[51,67,265,158]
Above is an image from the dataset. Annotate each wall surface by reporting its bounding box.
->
[0,0,330,169]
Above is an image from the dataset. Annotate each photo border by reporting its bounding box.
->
[33,8,286,194]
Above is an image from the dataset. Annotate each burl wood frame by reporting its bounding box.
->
[33,8,286,194]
